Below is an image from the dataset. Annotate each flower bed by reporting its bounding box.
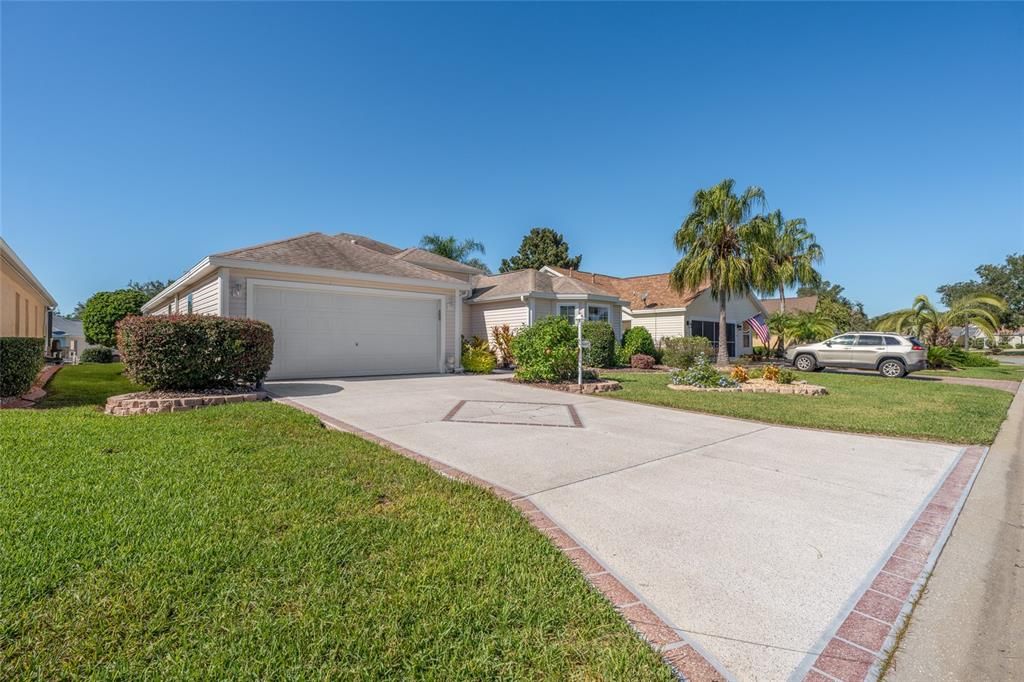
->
[105,389,267,415]
[667,378,827,395]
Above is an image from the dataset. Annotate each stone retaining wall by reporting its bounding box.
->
[668,381,827,395]
[529,380,623,394]
[105,391,266,415]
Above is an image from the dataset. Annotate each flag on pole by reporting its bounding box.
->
[746,314,770,345]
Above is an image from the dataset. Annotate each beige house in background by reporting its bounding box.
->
[1,237,56,340]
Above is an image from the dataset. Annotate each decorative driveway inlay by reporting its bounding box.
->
[442,399,583,428]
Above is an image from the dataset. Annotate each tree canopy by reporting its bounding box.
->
[418,235,489,273]
[797,279,868,332]
[499,227,582,273]
[81,289,149,347]
[937,253,1023,329]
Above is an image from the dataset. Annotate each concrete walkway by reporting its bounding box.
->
[822,368,1020,393]
[886,381,1024,681]
[268,374,971,681]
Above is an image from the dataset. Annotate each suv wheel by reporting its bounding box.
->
[878,359,906,378]
[794,354,817,372]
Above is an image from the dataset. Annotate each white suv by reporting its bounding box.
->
[785,333,927,378]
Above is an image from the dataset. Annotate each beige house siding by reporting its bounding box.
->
[223,268,460,369]
[1,250,52,338]
[469,300,530,348]
[624,310,685,345]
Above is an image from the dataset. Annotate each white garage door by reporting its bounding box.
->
[251,284,442,380]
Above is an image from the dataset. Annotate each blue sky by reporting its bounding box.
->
[3,1,1022,316]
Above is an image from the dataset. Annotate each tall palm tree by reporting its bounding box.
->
[672,179,766,366]
[419,234,489,273]
[753,210,823,313]
[874,293,1006,347]
[785,311,836,343]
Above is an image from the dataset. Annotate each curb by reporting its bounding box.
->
[270,395,729,682]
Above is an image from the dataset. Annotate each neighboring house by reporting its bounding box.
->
[542,266,766,357]
[1,237,57,343]
[759,295,819,316]
[50,314,101,363]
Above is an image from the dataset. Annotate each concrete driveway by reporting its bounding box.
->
[268,374,972,682]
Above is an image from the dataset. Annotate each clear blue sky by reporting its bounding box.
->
[3,1,1022,316]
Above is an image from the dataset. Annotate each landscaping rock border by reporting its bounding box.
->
[105,390,267,415]
[517,379,623,394]
[668,379,827,396]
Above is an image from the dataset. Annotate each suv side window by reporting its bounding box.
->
[856,335,884,346]
[831,335,856,346]
[884,336,902,346]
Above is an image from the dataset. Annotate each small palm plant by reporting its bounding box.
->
[785,311,836,343]
[672,179,766,366]
[419,234,489,273]
[874,294,1006,347]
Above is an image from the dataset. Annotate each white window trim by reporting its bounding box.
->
[586,303,610,323]
[557,303,578,321]
[245,278,447,374]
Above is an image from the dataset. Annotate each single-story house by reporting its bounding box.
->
[541,266,767,357]
[1,237,57,342]
[50,314,102,363]
[144,232,769,379]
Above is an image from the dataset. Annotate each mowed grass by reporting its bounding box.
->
[601,371,1012,444]
[2,369,673,680]
[40,362,144,408]
[917,364,1024,381]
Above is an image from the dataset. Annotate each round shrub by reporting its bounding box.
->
[82,289,149,347]
[661,336,713,369]
[462,347,497,374]
[581,321,615,368]
[80,347,114,363]
[510,316,577,383]
[0,337,44,397]
[669,354,736,388]
[762,364,781,382]
[630,353,655,369]
[616,327,656,366]
[117,315,274,390]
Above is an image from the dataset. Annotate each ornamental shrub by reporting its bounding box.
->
[581,321,616,368]
[927,346,953,369]
[762,364,781,382]
[777,368,797,384]
[669,354,737,388]
[630,353,655,369]
[82,289,149,347]
[729,365,749,383]
[462,347,497,374]
[80,347,114,363]
[117,315,274,390]
[510,316,577,383]
[491,324,517,367]
[0,337,44,397]
[661,336,713,369]
[616,327,656,366]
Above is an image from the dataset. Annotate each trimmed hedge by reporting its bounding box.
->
[117,315,274,390]
[1,337,44,397]
[616,327,657,366]
[581,321,615,368]
[80,347,114,363]
[630,354,655,369]
[510,316,577,383]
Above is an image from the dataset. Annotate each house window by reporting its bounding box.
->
[742,328,752,348]
[558,304,577,322]
[187,293,193,314]
[587,305,609,323]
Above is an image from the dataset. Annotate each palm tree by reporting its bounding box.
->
[419,234,489,273]
[672,179,766,366]
[753,210,823,314]
[874,294,1006,347]
[785,311,836,343]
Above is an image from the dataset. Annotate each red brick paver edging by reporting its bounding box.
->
[270,395,728,682]
[800,445,988,682]
[0,364,61,409]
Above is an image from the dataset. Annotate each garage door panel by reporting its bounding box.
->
[252,285,442,380]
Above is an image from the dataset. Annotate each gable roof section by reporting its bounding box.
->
[468,268,622,302]
[334,232,404,256]
[759,295,818,315]
[544,266,707,310]
[392,247,485,275]
[214,232,463,284]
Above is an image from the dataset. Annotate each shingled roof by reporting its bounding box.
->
[759,295,818,315]
[214,232,464,284]
[544,266,709,311]
[468,269,621,302]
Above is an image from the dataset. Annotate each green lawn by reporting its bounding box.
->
[40,362,144,408]
[917,365,1024,381]
[601,371,1012,444]
[2,366,672,680]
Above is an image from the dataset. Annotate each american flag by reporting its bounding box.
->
[746,314,770,345]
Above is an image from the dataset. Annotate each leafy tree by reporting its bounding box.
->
[874,293,1006,347]
[418,234,489,273]
[499,227,582,273]
[752,210,823,313]
[81,289,149,347]
[67,279,174,320]
[671,178,766,366]
[938,253,1023,329]
[797,279,868,332]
